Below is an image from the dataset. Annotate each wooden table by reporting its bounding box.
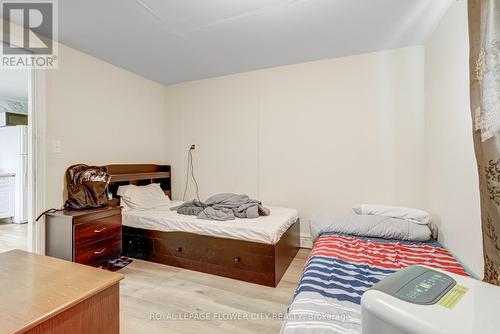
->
[0,250,124,334]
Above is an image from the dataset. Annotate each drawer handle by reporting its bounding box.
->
[94,248,106,255]
[94,227,107,233]
[176,247,182,252]
[234,257,241,263]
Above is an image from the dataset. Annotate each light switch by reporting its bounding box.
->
[52,140,62,154]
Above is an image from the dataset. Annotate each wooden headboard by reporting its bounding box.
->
[106,164,172,204]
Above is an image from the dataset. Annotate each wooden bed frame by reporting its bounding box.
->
[106,164,300,287]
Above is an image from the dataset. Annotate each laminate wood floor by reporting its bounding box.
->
[120,248,310,334]
[0,221,309,334]
[0,220,27,253]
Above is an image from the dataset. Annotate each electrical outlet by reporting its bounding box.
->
[190,144,196,150]
[52,140,62,154]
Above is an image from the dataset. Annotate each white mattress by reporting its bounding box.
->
[122,201,298,244]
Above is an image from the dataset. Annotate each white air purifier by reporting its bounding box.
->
[361,265,500,334]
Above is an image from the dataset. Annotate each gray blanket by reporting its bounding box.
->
[172,193,271,221]
[310,214,432,241]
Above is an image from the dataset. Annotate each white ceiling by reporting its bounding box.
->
[57,0,451,85]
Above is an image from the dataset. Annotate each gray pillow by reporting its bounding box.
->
[310,214,432,242]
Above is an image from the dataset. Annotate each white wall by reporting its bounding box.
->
[164,46,426,245]
[44,44,166,208]
[424,0,483,277]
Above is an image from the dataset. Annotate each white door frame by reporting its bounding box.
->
[27,69,46,254]
[1,19,46,254]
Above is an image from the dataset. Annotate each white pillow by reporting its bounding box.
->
[352,204,431,225]
[117,183,170,210]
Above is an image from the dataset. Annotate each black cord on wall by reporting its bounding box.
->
[182,145,200,202]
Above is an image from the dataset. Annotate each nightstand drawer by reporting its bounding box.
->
[74,214,122,245]
[46,206,123,266]
[75,235,121,265]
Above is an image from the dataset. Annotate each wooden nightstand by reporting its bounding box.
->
[45,206,122,266]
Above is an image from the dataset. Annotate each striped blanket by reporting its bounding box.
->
[281,233,468,334]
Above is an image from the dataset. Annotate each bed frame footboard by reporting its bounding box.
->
[122,220,300,287]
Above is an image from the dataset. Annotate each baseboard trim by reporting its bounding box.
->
[300,234,313,249]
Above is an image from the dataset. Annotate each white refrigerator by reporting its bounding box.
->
[0,125,28,223]
[15,125,28,224]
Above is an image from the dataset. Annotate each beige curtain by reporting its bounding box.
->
[469,0,500,285]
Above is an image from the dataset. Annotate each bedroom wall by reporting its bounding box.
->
[424,0,483,277]
[164,46,426,246]
[44,43,166,208]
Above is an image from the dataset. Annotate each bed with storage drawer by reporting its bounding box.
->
[106,164,300,287]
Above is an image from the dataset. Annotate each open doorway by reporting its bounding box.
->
[0,69,31,252]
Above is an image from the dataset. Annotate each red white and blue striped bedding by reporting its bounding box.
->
[281,233,468,334]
